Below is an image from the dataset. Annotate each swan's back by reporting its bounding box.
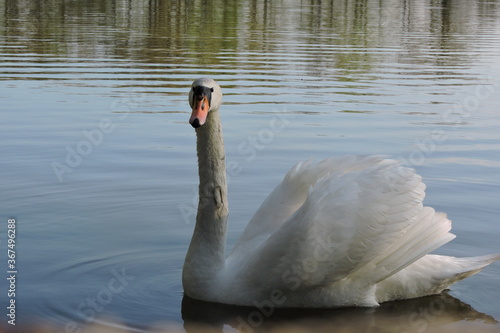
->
[221,156,499,307]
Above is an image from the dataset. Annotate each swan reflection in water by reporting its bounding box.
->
[182,291,498,332]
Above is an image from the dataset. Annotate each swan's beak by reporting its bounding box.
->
[189,96,209,128]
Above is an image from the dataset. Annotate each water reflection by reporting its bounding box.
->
[182,292,499,332]
[2,0,498,73]
[2,0,500,330]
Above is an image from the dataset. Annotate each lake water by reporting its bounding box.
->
[1,0,500,332]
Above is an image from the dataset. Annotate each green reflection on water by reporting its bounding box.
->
[2,0,497,76]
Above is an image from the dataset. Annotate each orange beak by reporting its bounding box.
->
[189,96,210,128]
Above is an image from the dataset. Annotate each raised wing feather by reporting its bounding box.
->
[231,155,388,254]
[230,156,455,300]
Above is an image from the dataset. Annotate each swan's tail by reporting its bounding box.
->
[449,253,500,274]
[376,253,500,303]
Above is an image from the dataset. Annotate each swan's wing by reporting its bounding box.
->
[231,155,388,254]
[233,157,456,294]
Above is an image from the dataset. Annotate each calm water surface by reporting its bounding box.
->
[1,0,500,331]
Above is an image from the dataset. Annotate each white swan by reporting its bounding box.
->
[182,77,499,307]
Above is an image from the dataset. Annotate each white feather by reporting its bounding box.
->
[219,156,499,307]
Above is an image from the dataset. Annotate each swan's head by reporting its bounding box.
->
[188,78,222,128]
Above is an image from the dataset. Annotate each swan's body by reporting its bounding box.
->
[183,78,499,307]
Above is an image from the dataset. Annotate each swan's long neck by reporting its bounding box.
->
[183,109,228,296]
